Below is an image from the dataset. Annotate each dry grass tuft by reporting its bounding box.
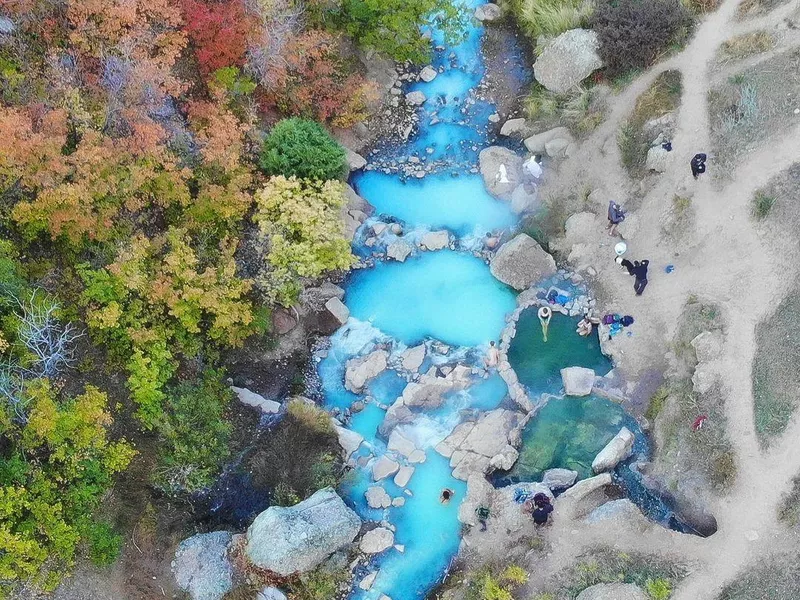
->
[718,31,775,61]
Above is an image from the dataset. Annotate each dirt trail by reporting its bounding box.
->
[525,0,800,595]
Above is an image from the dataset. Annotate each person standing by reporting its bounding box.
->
[607,200,625,236]
[631,259,650,296]
[485,341,499,368]
[531,493,553,525]
[691,153,707,179]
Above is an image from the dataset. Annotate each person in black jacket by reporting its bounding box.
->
[531,493,554,525]
[631,259,649,296]
[691,153,707,179]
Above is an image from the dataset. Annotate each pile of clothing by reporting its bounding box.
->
[602,313,634,337]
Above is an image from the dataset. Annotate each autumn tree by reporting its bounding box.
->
[181,0,254,76]
[253,176,354,306]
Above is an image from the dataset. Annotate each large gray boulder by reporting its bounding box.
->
[258,588,288,600]
[524,126,572,153]
[359,527,394,554]
[245,488,361,575]
[585,499,649,528]
[406,90,427,105]
[325,297,350,328]
[172,531,233,600]
[534,29,604,94]
[231,386,281,414]
[560,473,612,501]
[592,427,635,473]
[400,344,426,371]
[691,331,723,363]
[490,234,557,290]
[387,240,413,262]
[474,3,502,21]
[561,367,596,396]
[344,147,367,171]
[341,185,373,241]
[645,145,671,173]
[419,66,438,82]
[576,583,648,600]
[542,468,578,490]
[499,118,532,138]
[345,350,389,393]
[510,184,540,215]
[479,146,523,200]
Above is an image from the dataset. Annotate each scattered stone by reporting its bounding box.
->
[419,66,438,82]
[342,185,373,241]
[231,387,281,414]
[400,344,426,371]
[420,230,450,250]
[334,425,364,461]
[372,222,388,236]
[408,449,427,463]
[534,29,603,94]
[575,583,648,600]
[390,223,403,235]
[393,465,416,490]
[387,240,413,262]
[366,486,392,509]
[392,497,405,507]
[345,350,388,393]
[645,145,671,173]
[474,2,502,21]
[258,588,288,600]
[542,468,578,490]
[592,427,635,473]
[490,234,557,291]
[478,146,523,200]
[245,488,361,575]
[405,91,427,106]
[691,331,723,363]
[359,572,377,591]
[360,527,394,554]
[373,456,400,481]
[561,367,596,396]
[325,297,350,328]
[344,147,367,171]
[499,117,531,138]
[173,531,233,600]
[387,429,417,458]
[488,112,501,123]
[692,365,715,394]
[523,126,572,153]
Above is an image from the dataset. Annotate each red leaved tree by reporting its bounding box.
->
[181,0,254,76]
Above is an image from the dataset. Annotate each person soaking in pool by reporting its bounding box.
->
[441,488,455,504]
[485,341,499,368]
[531,493,554,525]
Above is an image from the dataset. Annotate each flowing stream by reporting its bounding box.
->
[315,3,674,598]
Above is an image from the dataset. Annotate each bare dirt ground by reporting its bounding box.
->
[520,0,800,596]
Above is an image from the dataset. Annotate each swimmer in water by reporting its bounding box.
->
[441,488,454,504]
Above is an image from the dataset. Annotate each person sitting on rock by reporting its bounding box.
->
[576,316,593,337]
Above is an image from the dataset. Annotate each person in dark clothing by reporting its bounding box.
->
[691,153,707,178]
[631,259,649,295]
[531,493,554,525]
[607,200,625,237]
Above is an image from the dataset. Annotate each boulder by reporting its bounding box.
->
[500,118,531,138]
[405,91,426,106]
[387,240,413,262]
[420,230,450,250]
[272,308,297,335]
[561,367,596,396]
[458,472,495,525]
[344,147,367,171]
[394,465,415,487]
[564,211,597,243]
[0,17,14,34]
[523,126,571,153]
[387,429,418,458]
[490,234,557,291]
[341,185,373,241]
[692,365,715,394]
[398,365,472,410]
[360,527,394,554]
[691,331,723,363]
[542,468,578,490]
[245,488,361,575]
[585,499,649,528]
[645,145,671,173]
[474,2,502,21]
[365,486,392,509]
[345,350,388,393]
[173,531,233,600]
[400,344,426,371]
[479,146,523,200]
[576,583,648,600]
[325,297,350,328]
[560,473,612,501]
[592,427,635,473]
[359,571,378,591]
[534,29,603,94]
[231,386,281,414]
[258,588,288,600]
[334,425,364,461]
[510,184,540,215]
[419,66,438,82]
[372,455,400,481]
[545,137,571,158]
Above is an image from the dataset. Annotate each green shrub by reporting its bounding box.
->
[645,386,670,421]
[592,0,693,77]
[290,566,350,600]
[646,577,672,599]
[259,118,347,181]
[154,370,233,493]
[85,521,123,567]
[751,191,775,220]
